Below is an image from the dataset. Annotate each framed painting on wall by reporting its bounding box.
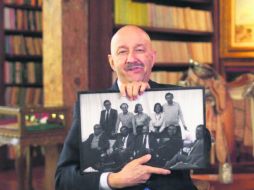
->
[220,0,254,58]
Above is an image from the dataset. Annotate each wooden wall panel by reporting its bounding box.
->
[43,0,89,108]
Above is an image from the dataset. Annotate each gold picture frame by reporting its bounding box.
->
[220,0,254,58]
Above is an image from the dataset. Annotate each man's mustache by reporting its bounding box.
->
[125,62,144,71]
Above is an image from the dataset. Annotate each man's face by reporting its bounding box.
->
[165,94,173,104]
[142,126,149,134]
[121,104,128,114]
[196,127,204,140]
[108,26,156,83]
[94,125,103,136]
[167,125,177,137]
[104,101,111,111]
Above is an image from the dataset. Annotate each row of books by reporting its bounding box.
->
[4,61,42,84]
[114,0,213,32]
[5,35,42,55]
[5,87,43,106]
[150,71,184,85]
[4,0,42,7]
[4,7,42,31]
[152,41,213,64]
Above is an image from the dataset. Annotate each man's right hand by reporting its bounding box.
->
[108,154,171,189]
[119,81,150,100]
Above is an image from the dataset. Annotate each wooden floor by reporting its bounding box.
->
[192,173,254,190]
[0,166,44,190]
[1,166,254,190]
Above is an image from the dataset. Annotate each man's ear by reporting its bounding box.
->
[108,54,116,71]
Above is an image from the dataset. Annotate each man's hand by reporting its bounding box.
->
[108,154,171,189]
[120,81,150,100]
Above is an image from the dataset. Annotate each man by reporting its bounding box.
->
[157,124,183,167]
[111,126,135,167]
[134,125,158,162]
[81,124,110,170]
[163,92,188,139]
[55,25,200,190]
[100,100,118,138]
[164,125,208,169]
[115,103,135,134]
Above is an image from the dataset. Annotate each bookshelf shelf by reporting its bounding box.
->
[134,0,212,9]
[5,54,42,62]
[4,83,42,87]
[4,3,42,11]
[5,30,42,37]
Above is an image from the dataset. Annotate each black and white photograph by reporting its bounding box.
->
[79,87,208,173]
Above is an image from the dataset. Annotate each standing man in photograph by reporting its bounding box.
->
[115,103,135,134]
[100,100,118,138]
[163,92,188,139]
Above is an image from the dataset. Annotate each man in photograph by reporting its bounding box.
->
[111,126,135,167]
[115,103,135,134]
[81,124,110,170]
[157,124,183,167]
[100,100,118,138]
[163,92,188,139]
[164,124,207,169]
[134,125,158,160]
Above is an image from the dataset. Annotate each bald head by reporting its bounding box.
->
[110,25,152,54]
[108,25,156,83]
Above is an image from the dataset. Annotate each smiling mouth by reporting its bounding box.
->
[125,63,144,71]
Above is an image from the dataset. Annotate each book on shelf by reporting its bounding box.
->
[152,40,212,64]
[114,0,213,32]
[4,7,42,31]
[4,61,42,84]
[150,71,183,85]
[5,35,42,56]
[5,87,43,106]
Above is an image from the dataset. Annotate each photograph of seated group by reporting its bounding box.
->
[79,87,208,173]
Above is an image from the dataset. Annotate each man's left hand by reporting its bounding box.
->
[119,81,150,100]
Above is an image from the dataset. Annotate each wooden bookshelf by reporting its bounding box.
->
[0,0,43,106]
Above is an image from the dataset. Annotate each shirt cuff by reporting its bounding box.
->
[99,172,112,190]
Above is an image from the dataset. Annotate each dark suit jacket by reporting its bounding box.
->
[84,132,110,152]
[81,132,109,169]
[113,134,135,152]
[99,109,118,136]
[134,133,158,153]
[157,137,183,162]
[55,80,199,190]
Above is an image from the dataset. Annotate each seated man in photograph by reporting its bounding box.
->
[164,124,208,169]
[81,124,110,170]
[157,124,183,167]
[134,125,158,165]
[111,126,135,167]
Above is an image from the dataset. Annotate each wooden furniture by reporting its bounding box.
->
[0,106,68,190]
